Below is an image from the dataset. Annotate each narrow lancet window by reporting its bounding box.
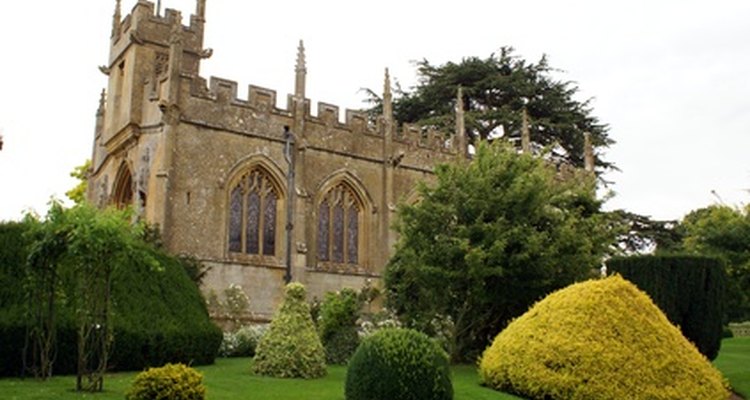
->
[318,201,330,261]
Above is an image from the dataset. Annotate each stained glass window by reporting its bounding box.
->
[318,182,361,267]
[332,203,344,263]
[263,191,277,255]
[347,204,358,264]
[227,167,280,256]
[228,186,242,252]
[318,201,329,261]
[246,191,260,254]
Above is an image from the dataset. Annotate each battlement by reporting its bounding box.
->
[180,75,458,156]
[107,0,463,159]
[110,0,205,67]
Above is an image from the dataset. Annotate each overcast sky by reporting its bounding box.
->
[0,0,748,222]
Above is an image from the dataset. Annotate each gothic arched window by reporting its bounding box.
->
[318,183,361,265]
[112,164,133,209]
[228,167,279,256]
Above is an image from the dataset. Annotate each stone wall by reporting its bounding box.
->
[88,0,466,317]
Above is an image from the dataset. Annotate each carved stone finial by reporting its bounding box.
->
[521,106,531,154]
[584,131,595,172]
[163,11,184,111]
[294,40,306,99]
[111,0,122,38]
[383,68,393,122]
[97,89,106,117]
[196,0,207,20]
[169,12,183,46]
[455,86,466,158]
[296,40,306,73]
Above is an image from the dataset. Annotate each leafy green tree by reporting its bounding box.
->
[26,202,148,391]
[365,48,613,171]
[24,211,67,380]
[65,160,91,204]
[608,210,684,254]
[385,142,615,361]
[680,205,750,322]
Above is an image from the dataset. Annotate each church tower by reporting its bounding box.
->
[89,0,210,241]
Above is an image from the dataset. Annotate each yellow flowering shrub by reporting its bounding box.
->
[479,275,729,400]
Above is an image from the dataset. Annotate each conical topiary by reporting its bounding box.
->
[479,275,729,400]
[252,282,326,378]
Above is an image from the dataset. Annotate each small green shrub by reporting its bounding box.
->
[253,282,326,378]
[319,289,361,364]
[345,328,452,400]
[219,324,267,357]
[323,328,360,365]
[126,363,206,400]
[479,275,729,400]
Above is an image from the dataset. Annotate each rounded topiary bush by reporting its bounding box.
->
[345,328,452,400]
[252,282,326,378]
[126,363,205,400]
[479,275,729,400]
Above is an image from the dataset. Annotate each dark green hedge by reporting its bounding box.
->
[0,222,221,377]
[607,254,726,360]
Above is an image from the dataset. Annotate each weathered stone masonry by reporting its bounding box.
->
[88,0,467,320]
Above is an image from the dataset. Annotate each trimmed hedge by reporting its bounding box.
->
[479,275,729,400]
[607,254,726,359]
[0,221,221,377]
[345,328,453,400]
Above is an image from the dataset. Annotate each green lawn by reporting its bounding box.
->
[715,336,750,397]
[2,338,746,400]
[0,359,519,400]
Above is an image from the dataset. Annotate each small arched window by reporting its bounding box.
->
[318,182,361,265]
[227,167,279,256]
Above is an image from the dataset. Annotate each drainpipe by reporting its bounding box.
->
[283,126,295,284]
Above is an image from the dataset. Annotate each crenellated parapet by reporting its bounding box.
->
[176,73,461,164]
[109,1,207,75]
[106,0,466,171]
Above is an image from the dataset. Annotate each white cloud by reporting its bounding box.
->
[0,0,748,221]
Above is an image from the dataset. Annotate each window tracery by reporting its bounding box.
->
[227,167,279,256]
[317,182,361,268]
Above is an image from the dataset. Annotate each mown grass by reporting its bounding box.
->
[715,336,750,397]
[0,359,518,400]
[2,337,746,400]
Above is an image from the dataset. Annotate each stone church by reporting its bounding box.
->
[87,0,469,319]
